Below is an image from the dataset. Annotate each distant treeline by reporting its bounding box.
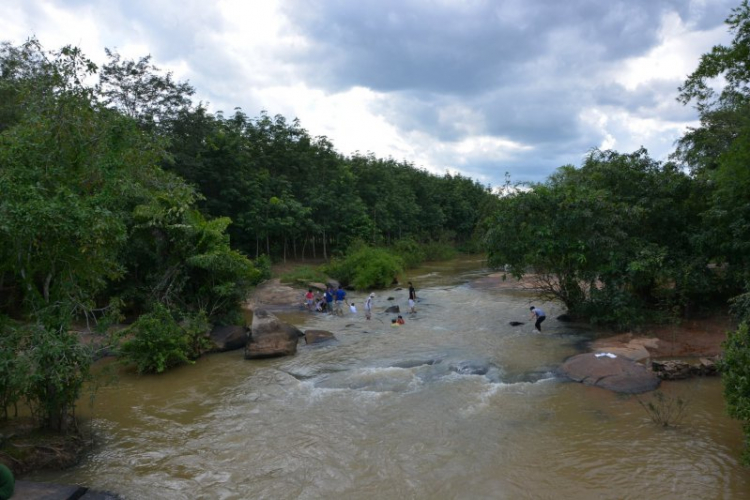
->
[0,39,496,324]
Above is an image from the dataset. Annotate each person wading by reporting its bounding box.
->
[529,305,546,332]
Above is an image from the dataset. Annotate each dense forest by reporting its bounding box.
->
[0,37,495,430]
[2,0,750,463]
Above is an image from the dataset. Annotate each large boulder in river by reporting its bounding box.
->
[560,353,660,394]
[385,305,400,314]
[207,324,248,352]
[244,309,301,359]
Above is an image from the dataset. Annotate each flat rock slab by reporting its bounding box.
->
[560,353,660,394]
[304,329,336,344]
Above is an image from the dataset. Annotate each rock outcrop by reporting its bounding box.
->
[244,309,301,359]
[560,352,660,394]
[652,357,719,380]
[385,305,400,314]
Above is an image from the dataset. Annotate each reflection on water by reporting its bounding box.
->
[30,258,748,499]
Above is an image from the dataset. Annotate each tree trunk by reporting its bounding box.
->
[43,272,53,303]
[323,230,328,260]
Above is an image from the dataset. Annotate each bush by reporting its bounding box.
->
[253,254,273,284]
[422,241,458,261]
[0,318,28,421]
[576,286,651,331]
[181,309,212,359]
[117,304,191,374]
[326,246,404,290]
[636,391,689,427]
[393,238,425,268]
[24,324,93,431]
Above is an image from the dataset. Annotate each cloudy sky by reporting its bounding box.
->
[1,0,737,187]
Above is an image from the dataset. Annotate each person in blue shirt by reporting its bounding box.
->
[335,286,347,315]
[529,306,546,332]
[324,287,334,314]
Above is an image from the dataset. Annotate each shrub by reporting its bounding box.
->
[326,246,404,290]
[393,238,425,268]
[117,304,191,374]
[636,391,689,427]
[24,324,94,431]
[253,254,273,284]
[181,309,212,359]
[422,241,458,262]
[0,318,28,421]
[577,286,651,331]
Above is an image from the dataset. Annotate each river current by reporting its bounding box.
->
[31,257,749,499]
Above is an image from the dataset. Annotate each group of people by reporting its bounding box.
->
[306,283,548,333]
[305,285,351,315]
[303,281,418,322]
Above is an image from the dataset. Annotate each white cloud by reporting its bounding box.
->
[613,11,729,91]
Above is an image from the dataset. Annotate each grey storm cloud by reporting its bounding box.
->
[3,0,740,186]
[280,0,729,94]
[275,0,736,181]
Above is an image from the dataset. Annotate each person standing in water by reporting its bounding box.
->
[408,281,417,313]
[364,293,374,320]
[529,305,546,332]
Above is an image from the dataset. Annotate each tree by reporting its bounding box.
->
[676,1,750,465]
[97,49,195,133]
[484,148,704,327]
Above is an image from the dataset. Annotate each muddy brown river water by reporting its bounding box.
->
[29,258,749,499]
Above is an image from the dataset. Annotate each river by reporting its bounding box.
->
[29,257,749,499]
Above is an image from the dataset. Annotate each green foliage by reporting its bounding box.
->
[678,0,750,113]
[0,318,27,421]
[392,238,426,268]
[280,266,328,286]
[730,289,750,324]
[117,304,190,374]
[675,1,750,292]
[0,317,94,430]
[326,245,404,290]
[253,255,273,283]
[636,391,690,427]
[718,322,750,464]
[484,148,704,327]
[181,309,212,360]
[24,324,94,431]
[422,242,459,262]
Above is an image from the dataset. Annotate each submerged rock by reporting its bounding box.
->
[385,305,400,314]
[244,309,301,359]
[304,329,336,344]
[560,353,660,394]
